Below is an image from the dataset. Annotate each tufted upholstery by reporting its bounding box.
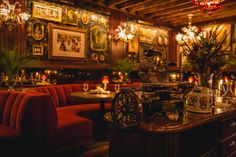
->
[26,83,141,153]
[0,91,54,156]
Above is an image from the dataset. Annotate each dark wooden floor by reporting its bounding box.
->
[54,140,109,157]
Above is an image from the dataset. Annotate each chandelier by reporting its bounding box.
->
[0,0,30,30]
[191,0,225,15]
[176,14,200,44]
[115,22,134,42]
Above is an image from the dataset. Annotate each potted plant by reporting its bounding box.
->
[0,46,31,90]
[113,57,137,83]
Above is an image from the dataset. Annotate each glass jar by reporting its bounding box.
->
[222,80,235,104]
[185,87,213,113]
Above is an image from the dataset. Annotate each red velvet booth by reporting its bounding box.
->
[25,83,141,155]
[0,91,54,157]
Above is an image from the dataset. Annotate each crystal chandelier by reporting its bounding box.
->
[192,0,225,15]
[0,0,30,30]
[176,14,200,44]
[115,22,134,42]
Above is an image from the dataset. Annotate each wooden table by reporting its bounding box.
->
[71,91,116,110]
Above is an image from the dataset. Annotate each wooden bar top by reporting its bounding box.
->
[105,105,236,134]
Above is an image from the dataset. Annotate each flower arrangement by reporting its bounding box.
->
[178,24,236,87]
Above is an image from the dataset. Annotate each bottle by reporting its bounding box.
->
[222,80,235,104]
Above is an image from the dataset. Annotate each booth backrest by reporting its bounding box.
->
[26,83,142,107]
[0,91,41,131]
[0,90,57,156]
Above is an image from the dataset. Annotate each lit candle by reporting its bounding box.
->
[218,79,223,93]
[215,96,223,103]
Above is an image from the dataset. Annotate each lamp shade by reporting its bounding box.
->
[102,76,109,84]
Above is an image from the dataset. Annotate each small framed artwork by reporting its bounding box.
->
[139,27,157,45]
[90,25,107,52]
[32,21,44,40]
[32,2,62,22]
[48,23,87,60]
[177,45,189,67]
[32,45,44,56]
[63,7,79,25]
[128,37,139,53]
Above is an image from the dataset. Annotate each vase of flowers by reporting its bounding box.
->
[177,24,236,88]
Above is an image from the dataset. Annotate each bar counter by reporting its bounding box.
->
[105,106,236,157]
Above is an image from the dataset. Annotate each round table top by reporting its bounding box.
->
[71,91,116,101]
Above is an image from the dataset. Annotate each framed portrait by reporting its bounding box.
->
[32,21,44,40]
[128,37,138,53]
[63,7,79,25]
[32,2,62,22]
[48,23,87,60]
[139,27,157,45]
[90,25,107,52]
[32,45,44,56]
[177,45,189,67]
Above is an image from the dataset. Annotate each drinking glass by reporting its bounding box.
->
[114,83,120,92]
[83,83,89,92]
[52,79,57,85]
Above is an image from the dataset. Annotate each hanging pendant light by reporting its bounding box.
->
[191,0,225,15]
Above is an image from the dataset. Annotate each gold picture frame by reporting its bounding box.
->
[32,2,62,22]
[48,23,87,60]
[32,21,44,40]
[32,45,44,56]
[90,25,107,52]
[128,37,139,53]
[139,27,157,45]
[63,7,79,25]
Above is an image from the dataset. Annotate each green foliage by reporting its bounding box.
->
[180,24,236,85]
[113,57,136,75]
[0,46,32,81]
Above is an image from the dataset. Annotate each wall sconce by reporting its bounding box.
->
[0,0,30,30]
[102,76,109,91]
[115,22,134,42]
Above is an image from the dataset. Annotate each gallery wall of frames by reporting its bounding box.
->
[24,0,171,68]
[26,0,110,65]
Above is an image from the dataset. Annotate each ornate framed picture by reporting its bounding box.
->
[32,21,44,40]
[90,25,107,52]
[32,2,62,22]
[32,45,44,56]
[139,27,157,45]
[63,7,79,25]
[48,23,87,60]
[128,37,138,53]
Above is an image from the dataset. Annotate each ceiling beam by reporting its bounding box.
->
[116,0,151,9]
[173,10,236,26]
[104,0,128,6]
[139,0,191,16]
[127,0,175,13]
[157,1,236,24]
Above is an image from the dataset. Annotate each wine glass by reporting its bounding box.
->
[52,79,57,85]
[114,83,120,92]
[83,83,89,92]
